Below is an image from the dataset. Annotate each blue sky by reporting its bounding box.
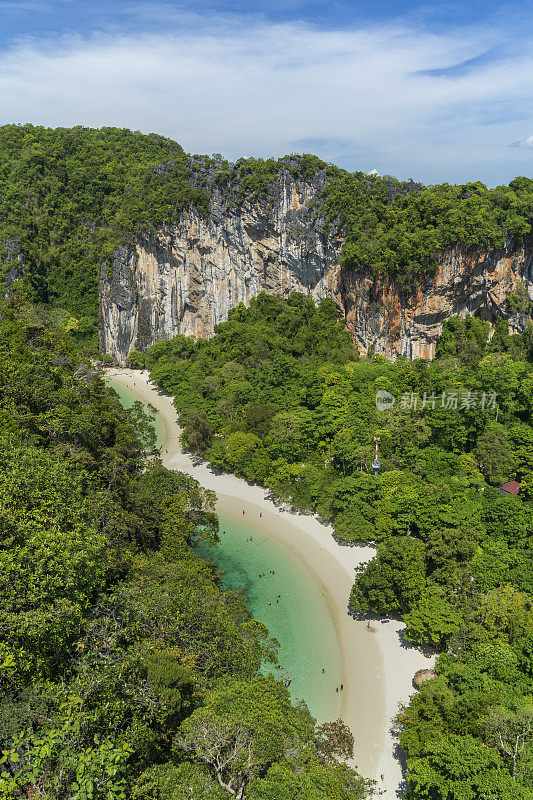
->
[0,1,520,38]
[1,0,533,185]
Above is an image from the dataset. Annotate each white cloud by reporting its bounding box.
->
[511,134,533,149]
[0,1,50,11]
[0,15,533,184]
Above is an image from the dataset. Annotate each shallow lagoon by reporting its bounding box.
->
[106,376,343,722]
[196,511,343,722]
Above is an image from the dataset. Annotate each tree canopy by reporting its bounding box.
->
[0,297,372,799]
[146,294,533,798]
[2,124,533,336]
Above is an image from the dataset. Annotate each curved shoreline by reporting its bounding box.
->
[106,368,434,798]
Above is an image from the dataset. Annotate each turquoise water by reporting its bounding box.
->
[196,514,342,722]
[104,376,166,446]
[106,376,342,723]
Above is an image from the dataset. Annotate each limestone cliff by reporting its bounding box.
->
[99,171,533,364]
[340,240,533,360]
[99,170,341,363]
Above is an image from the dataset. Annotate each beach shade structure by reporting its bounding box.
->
[499,480,521,496]
[413,669,436,689]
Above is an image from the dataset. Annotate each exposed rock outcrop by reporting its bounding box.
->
[99,171,340,363]
[341,240,533,360]
[99,171,533,364]
[3,238,27,298]
[413,669,437,688]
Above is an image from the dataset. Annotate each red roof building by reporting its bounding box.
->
[499,481,521,495]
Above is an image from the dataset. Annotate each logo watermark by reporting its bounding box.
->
[376,390,497,411]
[375,390,396,411]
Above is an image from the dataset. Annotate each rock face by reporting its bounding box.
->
[341,240,533,360]
[99,170,341,363]
[99,171,533,364]
[3,238,27,298]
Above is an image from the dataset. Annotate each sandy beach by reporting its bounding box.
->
[106,368,435,798]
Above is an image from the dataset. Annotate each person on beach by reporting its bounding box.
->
[259,513,262,517]
[340,684,344,691]
[321,668,325,674]
[336,687,338,693]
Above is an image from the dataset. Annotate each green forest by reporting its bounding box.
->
[0,296,373,800]
[141,292,533,798]
[4,123,533,798]
[2,125,533,329]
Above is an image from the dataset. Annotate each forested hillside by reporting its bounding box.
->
[0,294,372,800]
[2,125,533,332]
[144,292,533,798]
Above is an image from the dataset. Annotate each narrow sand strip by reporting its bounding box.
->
[106,368,435,798]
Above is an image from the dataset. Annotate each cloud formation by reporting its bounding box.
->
[511,135,533,149]
[1,13,533,184]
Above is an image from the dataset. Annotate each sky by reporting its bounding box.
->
[1,0,533,185]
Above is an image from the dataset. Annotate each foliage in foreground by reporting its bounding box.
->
[0,297,371,799]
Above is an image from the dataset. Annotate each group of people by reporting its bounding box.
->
[320,669,344,694]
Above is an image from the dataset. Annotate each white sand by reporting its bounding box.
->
[106,368,435,797]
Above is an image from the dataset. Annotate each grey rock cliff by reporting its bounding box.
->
[99,170,341,363]
[99,171,533,364]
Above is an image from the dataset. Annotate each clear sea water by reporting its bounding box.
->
[196,513,343,722]
[105,376,167,445]
[106,376,343,722]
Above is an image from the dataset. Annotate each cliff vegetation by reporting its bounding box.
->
[2,125,533,333]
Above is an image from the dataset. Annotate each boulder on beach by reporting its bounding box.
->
[413,669,436,688]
